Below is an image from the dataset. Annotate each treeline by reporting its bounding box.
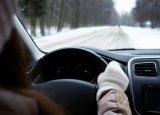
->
[18,0,118,36]
[18,0,160,37]
[132,0,160,28]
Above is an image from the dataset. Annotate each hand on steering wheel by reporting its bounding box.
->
[97,61,129,101]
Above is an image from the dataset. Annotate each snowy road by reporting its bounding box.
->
[34,26,160,52]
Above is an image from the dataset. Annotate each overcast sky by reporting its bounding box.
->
[114,0,136,15]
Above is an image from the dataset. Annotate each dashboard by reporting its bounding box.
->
[90,48,160,115]
[32,47,160,115]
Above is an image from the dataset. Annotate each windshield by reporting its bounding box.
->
[17,0,160,52]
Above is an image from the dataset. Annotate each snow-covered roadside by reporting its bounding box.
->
[122,26,160,49]
[32,26,160,52]
[27,26,71,38]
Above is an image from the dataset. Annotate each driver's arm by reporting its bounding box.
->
[96,61,132,115]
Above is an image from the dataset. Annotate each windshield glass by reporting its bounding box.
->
[17,0,160,52]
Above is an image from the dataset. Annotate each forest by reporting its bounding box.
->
[18,0,160,37]
[133,0,160,28]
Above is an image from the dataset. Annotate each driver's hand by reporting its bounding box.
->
[96,61,129,101]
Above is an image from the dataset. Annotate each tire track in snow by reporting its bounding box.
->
[97,27,138,49]
[72,26,139,49]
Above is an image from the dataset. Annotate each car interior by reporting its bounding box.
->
[14,14,160,115]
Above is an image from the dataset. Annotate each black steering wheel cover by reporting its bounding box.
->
[34,79,98,115]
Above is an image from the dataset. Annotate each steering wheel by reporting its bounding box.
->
[32,47,107,115]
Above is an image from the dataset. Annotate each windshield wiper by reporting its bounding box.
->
[108,48,136,51]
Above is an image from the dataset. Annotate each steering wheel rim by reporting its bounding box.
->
[32,47,108,115]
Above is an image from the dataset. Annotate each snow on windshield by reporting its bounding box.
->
[18,0,160,51]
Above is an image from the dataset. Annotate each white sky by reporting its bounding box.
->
[114,0,136,15]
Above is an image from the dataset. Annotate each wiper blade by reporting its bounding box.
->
[108,48,136,51]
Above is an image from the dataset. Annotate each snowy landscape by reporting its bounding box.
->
[32,26,160,52]
[19,0,160,52]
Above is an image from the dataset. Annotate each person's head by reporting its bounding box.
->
[0,0,30,88]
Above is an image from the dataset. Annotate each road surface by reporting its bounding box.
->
[34,26,159,52]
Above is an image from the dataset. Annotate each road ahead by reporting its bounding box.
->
[35,26,159,52]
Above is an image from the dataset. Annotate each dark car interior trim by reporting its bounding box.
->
[128,57,160,115]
